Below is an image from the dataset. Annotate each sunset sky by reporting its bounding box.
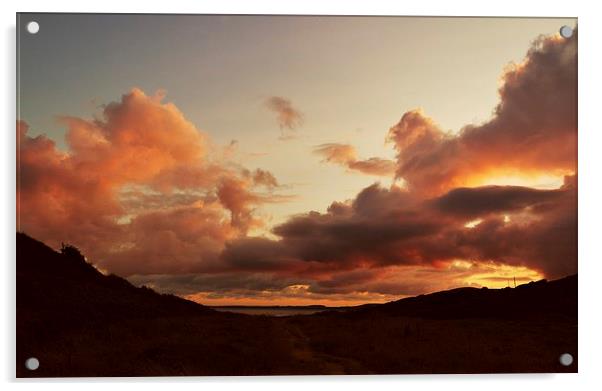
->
[17,15,577,305]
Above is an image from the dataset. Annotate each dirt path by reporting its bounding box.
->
[280,319,369,375]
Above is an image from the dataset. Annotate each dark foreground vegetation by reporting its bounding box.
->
[17,233,577,377]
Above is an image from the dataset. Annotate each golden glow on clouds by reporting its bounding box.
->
[469,173,568,190]
[466,216,509,228]
[458,262,545,289]
[464,219,483,228]
[184,287,397,307]
[181,261,546,307]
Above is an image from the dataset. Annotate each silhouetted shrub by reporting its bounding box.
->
[60,243,86,263]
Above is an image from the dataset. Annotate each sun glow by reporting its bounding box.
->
[184,290,397,307]
[464,219,483,228]
[460,263,545,289]
[468,173,568,190]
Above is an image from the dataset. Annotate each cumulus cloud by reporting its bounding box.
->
[313,143,396,176]
[387,31,577,195]
[18,88,284,275]
[265,96,303,139]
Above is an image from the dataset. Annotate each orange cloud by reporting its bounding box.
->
[18,89,283,275]
[387,32,577,195]
[63,89,207,187]
[243,168,279,189]
[313,143,396,176]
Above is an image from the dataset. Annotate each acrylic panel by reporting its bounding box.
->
[16,13,578,377]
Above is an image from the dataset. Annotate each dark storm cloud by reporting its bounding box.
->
[451,176,577,278]
[432,185,565,218]
[221,176,576,280]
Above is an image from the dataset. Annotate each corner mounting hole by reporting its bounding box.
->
[559,25,573,39]
[559,353,573,366]
[26,21,40,34]
[25,357,39,370]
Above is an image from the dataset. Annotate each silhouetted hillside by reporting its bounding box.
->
[346,275,577,320]
[17,232,212,323]
[17,233,299,377]
[16,233,577,376]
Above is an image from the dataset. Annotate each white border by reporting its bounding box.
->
[2,0,601,389]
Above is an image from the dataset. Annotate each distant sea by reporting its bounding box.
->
[210,306,341,317]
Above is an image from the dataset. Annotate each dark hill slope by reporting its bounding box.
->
[288,276,577,374]
[16,233,300,377]
[17,232,212,325]
[348,275,577,320]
